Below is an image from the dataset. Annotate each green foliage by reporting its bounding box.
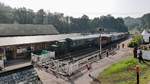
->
[142,13,150,29]
[124,13,150,33]
[102,58,138,75]
[97,57,150,84]
[0,3,13,23]
[35,9,46,24]
[124,17,142,32]
[128,35,143,47]
[0,2,128,33]
[97,15,128,32]
[13,8,35,24]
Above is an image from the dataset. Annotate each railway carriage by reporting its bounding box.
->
[50,33,128,59]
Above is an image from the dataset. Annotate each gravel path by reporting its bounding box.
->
[36,38,133,84]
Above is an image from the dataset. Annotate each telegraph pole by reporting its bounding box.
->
[97,28,104,59]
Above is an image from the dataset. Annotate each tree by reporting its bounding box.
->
[98,15,128,32]
[0,2,129,33]
[0,3,13,23]
[90,17,100,29]
[34,9,46,24]
[79,15,90,32]
[142,13,150,29]
[13,8,35,24]
[115,17,128,32]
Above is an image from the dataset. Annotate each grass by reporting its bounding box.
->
[96,57,150,84]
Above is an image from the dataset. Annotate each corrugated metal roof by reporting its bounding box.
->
[0,33,123,47]
[0,34,84,46]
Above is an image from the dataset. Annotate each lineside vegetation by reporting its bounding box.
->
[95,57,150,84]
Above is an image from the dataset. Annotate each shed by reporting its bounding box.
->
[141,30,150,43]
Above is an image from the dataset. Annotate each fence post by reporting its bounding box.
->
[136,65,140,84]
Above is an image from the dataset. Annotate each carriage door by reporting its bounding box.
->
[5,48,13,60]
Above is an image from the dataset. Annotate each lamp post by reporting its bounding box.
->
[97,28,104,59]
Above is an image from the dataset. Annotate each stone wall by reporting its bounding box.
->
[0,65,42,84]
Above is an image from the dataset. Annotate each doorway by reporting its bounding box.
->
[5,48,14,60]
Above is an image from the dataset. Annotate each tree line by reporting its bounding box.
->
[124,13,150,33]
[0,2,128,33]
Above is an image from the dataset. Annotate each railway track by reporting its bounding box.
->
[58,46,117,62]
[58,47,97,61]
[35,47,117,76]
[35,39,123,77]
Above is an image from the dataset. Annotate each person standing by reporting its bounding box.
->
[133,47,137,58]
[106,50,109,57]
[137,48,145,63]
[118,44,120,50]
[122,43,125,48]
[86,63,92,71]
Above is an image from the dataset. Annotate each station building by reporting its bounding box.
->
[0,24,92,69]
[0,24,60,68]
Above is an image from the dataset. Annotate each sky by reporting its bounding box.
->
[0,0,150,18]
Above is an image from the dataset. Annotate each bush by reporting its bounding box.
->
[128,35,143,47]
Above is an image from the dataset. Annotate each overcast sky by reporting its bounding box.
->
[0,0,150,18]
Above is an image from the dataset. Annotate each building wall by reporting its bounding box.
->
[143,35,150,43]
[2,42,52,61]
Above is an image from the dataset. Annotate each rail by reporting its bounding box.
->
[34,48,117,76]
